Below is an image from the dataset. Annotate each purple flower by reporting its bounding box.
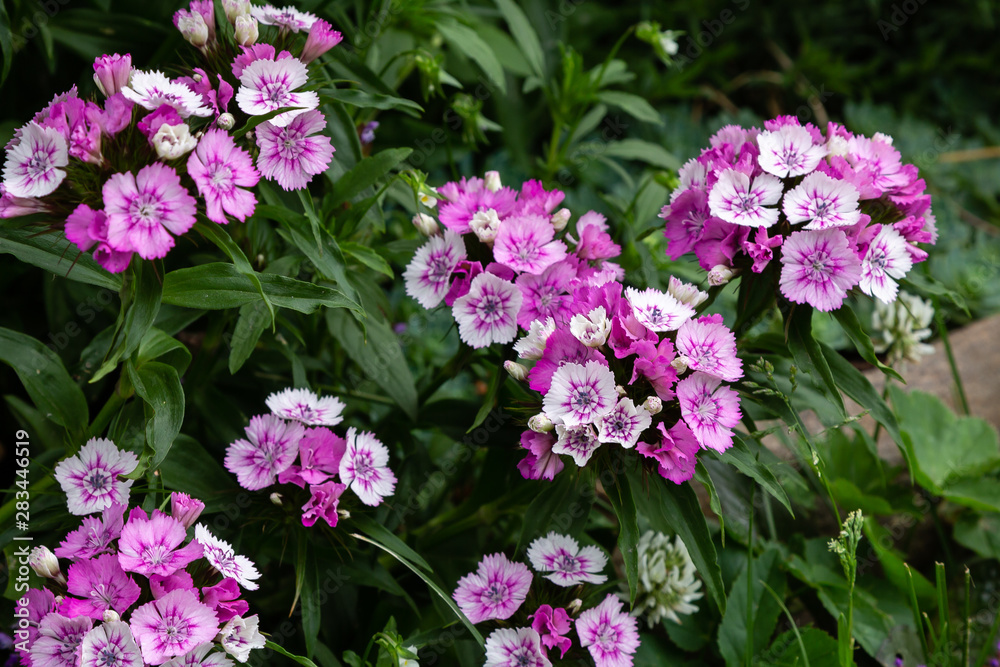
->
[103,163,197,260]
[130,589,220,665]
[542,361,617,427]
[194,525,261,590]
[859,225,912,303]
[117,508,204,578]
[359,120,379,145]
[200,579,248,624]
[79,621,143,667]
[551,424,601,467]
[493,214,567,275]
[527,532,608,586]
[453,554,532,624]
[255,109,335,190]
[779,229,861,312]
[516,431,564,481]
[630,338,679,400]
[170,493,205,531]
[149,571,195,600]
[187,129,260,224]
[403,230,467,308]
[250,4,318,32]
[236,58,318,127]
[741,225,782,273]
[339,428,396,506]
[121,70,213,118]
[53,438,138,516]
[93,54,133,97]
[266,387,345,426]
[708,169,783,227]
[484,628,552,667]
[596,398,652,449]
[575,595,640,667]
[161,644,235,666]
[636,422,701,484]
[661,188,709,260]
[515,260,576,328]
[2,122,68,198]
[29,613,92,667]
[300,19,343,64]
[217,615,265,662]
[676,372,741,453]
[572,211,621,260]
[278,427,346,487]
[56,503,125,560]
[300,481,348,527]
[782,171,861,229]
[452,272,522,348]
[530,605,572,659]
[224,414,305,490]
[528,330,605,395]
[64,203,133,274]
[624,286,695,332]
[14,589,55,664]
[0,182,49,218]
[757,124,827,177]
[676,314,743,382]
[61,554,141,620]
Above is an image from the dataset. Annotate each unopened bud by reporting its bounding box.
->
[642,396,662,415]
[234,15,258,46]
[269,493,283,506]
[103,610,121,623]
[29,546,65,584]
[528,413,553,433]
[566,599,583,615]
[338,509,351,520]
[667,275,708,308]
[616,385,627,397]
[412,212,439,236]
[551,208,570,232]
[670,355,689,374]
[217,113,235,130]
[707,264,735,286]
[504,360,529,382]
[222,0,250,23]
[484,170,502,192]
[470,208,501,243]
[170,492,205,530]
[872,132,893,145]
[176,12,209,48]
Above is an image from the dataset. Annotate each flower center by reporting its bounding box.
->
[476,294,504,322]
[554,554,579,572]
[572,388,594,410]
[806,250,832,280]
[26,153,53,177]
[263,82,291,106]
[736,193,759,213]
[595,622,618,649]
[87,469,110,491]
[483,582,508,604]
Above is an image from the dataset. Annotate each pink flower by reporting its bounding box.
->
[527,532,607,586]
[676,314,743,382]
[542,361,617,427]
[757,124,827,177]
[741,225,782,273]
[79,621,143,667]
[300,19,343,64]
[404,230,467,308]
[250,4,318,32]
[121,70,213,118]
[636,422,701,484]
[64,203,132,273]
[201,579,248,624]
[161,644,236,666]
[779,229,861,311]
[630,338,679,400]
[236,58,318,127]
[130,589,220,665]
[624,286,695,332]
[194,525,261,590]
[15,589,55,664]
[103,163,197,259]
[53,438,138,516]
[117,508,204,578]
[516,179,565,216]
[529,329,606,395]
[859,225,912,303]
[149,571,196,600]
[93,53,133,97]
[2,122,68,197]
[516,430,564,481]
[484,628,552,667]
[708,169,783,227]
[572,211,621,260]
[515,260,577,328]
[300,480,348,527]
[845,135,910,194]
[255,109,334,190]
[782,171,861,229]
[551,424,601,466]
[596,398,651,449]
[61,553,141,620]
[278,427,346,487]
[56,503,125,560]
[224,414,305,490]
[493,214,567,275]
[0,182,49,218]
[187,129,259,224]
[530,605,572,659]
[30,613,93,667]
[339,428,396,506]
[676,372,741,453]
[575,595,640,667]
[453,554,532,624]
[452,273,522,348]
[266,387,345,426]
[170,492,205,530]
[437,177,518,233]
[661,188,710,260]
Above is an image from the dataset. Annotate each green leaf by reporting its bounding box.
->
[136,328,191,375]
[694,462,724,541]
[321,88,423,114]
[0,327,88,435]
[126,360,184,469]
[265,641,320,667]
[601,138,681,170]
[436,19,507,93]
[515,470,586,555]
[606,464,640,606]
[0,225,123,290]
[93,260,162,382]
[0,1,14,84]
[351,514,433,573]
[953,512,1000,560]
[158,435,236,512]
[228,301,270,374]
[300,551,321,657]
[832,307,904,382]
[718,549,787,667]
[196,221,274,327]
[276,221,357,304]
[330,148,412,207]
[339,241,393,278]
[468,368,505,433]
[787,307,846,416]
[596,90,663,125]
[326,310,418,420]
[766,628,840,667]
[713,433,793,516]
[162,263,361,314]
[494,0,545,78]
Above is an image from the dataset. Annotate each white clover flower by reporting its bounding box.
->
[627,531,703,627]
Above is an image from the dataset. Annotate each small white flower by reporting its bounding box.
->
[234,15,259,46]
[195,524,261,590]
[218,615,266,663]
[628,531,703,626]
[528,413,554,433]
[707,265,735,286]
[550,207,570,232]
[514,317,556,360]
[667,275,708,308]
[504,360,529,382]
[570,306,611,347]
[152,123,198,160]
[470,208,501,243]
[484,170,502,192]
[412,212,439,236]
[871,291,935,365]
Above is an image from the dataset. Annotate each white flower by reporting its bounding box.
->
[404,230,466,308]
[551,424,601,466]
[121,70,213,118]
[596,398,651,449]
[412,212,439,236]
[195,525,261,590]
[266,387,345,426]
[152,123,198,160]
[624,286,695,331]
[859,225,913,303]
[340,428,397,506]
[470,208,501,243]
[871,291,934,365]
[452,273,522,348]
[628,531,703,626]
[542,361,617,427]
[569,306,610,347]
[667,275,708,308]
[550,208,570,232]
[218,615,266,663]
[484,170,502,192]
[527,532,608,586]
[2,122,68,198]
[514,317,556,360]
[757,124,827,178]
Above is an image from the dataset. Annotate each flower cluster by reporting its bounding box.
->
[22,439,265,666]
[224,388,396,527]
[627,531,702,627]
[1,1,339,272]
[659,116,937,311]
[452,533,640,667]
[871,290,935,365]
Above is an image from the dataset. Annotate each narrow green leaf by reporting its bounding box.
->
[137,328,192,375]
[0,225,122,289]
[714,433,793,516]
[606,464,639,605]
[787,307,846,416]
[321,87,423,114]
[832,307,904,382]
[228,301,270,374]
[126,360,184,469]
[437,19,507,93]
[494,0,545,78]
[468,369,505,433]
[265,641,320,667]
[596,90,663,125]
[330,148,412,207]
[515,471,583,555]
[694,462,725,542]
[93,260,162,382]
[351,514,433,573]
[601,138,681,170]
[301,551,321,657]
[196,221,275,326]
[339,241,393,278]
[718,549,787,666]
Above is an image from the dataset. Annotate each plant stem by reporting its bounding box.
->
[934,298,970,415]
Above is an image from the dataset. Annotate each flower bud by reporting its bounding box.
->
[707,264,735,286]
[566,599,583,615]
[269,492,283,506]
[616,385,627,397]
[642,396,663,415]
[153,123,198,160]
[667,275,708,308]
[217,113,235,130]
[412,212,439,236]
[92,53,132,98]
[174,10,209,48]
[170,492,205,530]
[300,19,343,64]
[338,509,351,520]
[551,207,570,232]
[234,15,259,46]
[528,413,554,433]
[470,208,501,243]
[570,307,610,348]
[103,610,121,623]
[29,546,65,584]
[484,170,502,192]
[670,355,689,374]
[222,0,250,23]
[504,360,529,382]
[826,134,849,157]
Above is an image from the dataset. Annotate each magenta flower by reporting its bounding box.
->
[596,398,652,449]
[860,225,912,303]
[224,413,305,490]
[339,428,396,506]
[194,525,261,590]
[779,229,861,311]
[30,613,93,667]
[2,122,68,197]
[0,182,49,218]
[117,508,204,578]
[14,588,55,664]
[170,492,205,530]
[515,260,576,328]
[542,361,617,427]
[572,211,621,260]
[516,430,564,481]
[708,169,784,227]
[300,480,348,527]
[53,437,138,516]
[93,53,133,97]
[300,19,343,63]
[527,532,608,586]
[255,109,334,190]
[278,426,346,487]
[575,594,640,667]
[121,70,213,118]
[437,177,518,233]
[676,372,741,453]
[624,286,695,332]
[56,503,125,560]
[551,424,601,467]
[661,188,709,260]
[493,214,567,275]
[62,553,141,620]
[528,330,604,395]
[452,272,523,348]
[200,579,248,624]
[79,621,143,667]
[130,589,220,665]
[266,387,345,426]
[676,314,743,382]
[782,171,861,229]
[187,129,259,224]
[403,230,467,308]
[236,58,318,127]
[846,135,910,194]
[453,553,533,624]
[161,644,235,666]
[64,203,133,273]
[484,628,552,667]
[250,4,318,32]
[636,422,701,484]
[103,162,197,260]
[630,338,679,400]
[530,605,572,659]
[741,225,783,273]
[757,124,827,177]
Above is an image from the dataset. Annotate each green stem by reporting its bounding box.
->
[973,596,1000,667]
[88,379,134,440]
[745,485,755,667]
[934,298,970,415]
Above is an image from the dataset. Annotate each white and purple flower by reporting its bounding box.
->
[757,124,827,178]
[782,171,861,229]
[676,372,741,453]
[403,230,467,308]
[484,628,552,667]
[624,286,695,332]
[707,169,784,227]
[575,594,640,667]
[54,438,138,516]
[452,273,522,348]
[595,398,651,449]
[453,553,532,624]
[121,70,213,118]
[860,225,912,303]
[526,532,608,586]
[265,387,345,426]
[2,122,68,198]
[194,525,261,591]
[236,58,318,127]
[339,428,396,507]
[130,589,220,665]
[224,414,305,490]
[779,229,862,312]
[542,361,617,428]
